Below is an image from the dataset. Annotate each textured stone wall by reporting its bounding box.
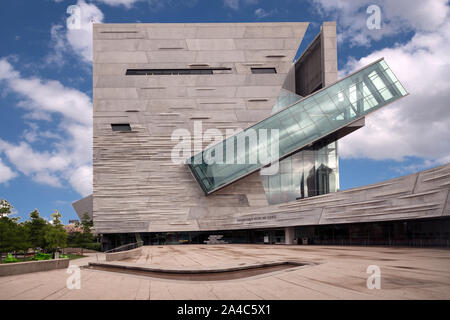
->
[0,259,69,277]
[105,247,142,261]
[93,22,309,234]
[196,163,450,230]
[90,22,450,236]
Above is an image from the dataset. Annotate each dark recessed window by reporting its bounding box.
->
[251,67,277,74]
[111,124,131,132]
[125,68,231,75]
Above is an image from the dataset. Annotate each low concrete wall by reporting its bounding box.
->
[62,247,98,254]
[105,247,142,262]
[0,259,69,277]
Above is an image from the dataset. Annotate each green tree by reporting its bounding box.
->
[67,213,99,252]
[44,210,67,252]
[44,226,67,252]
[80,213,94,234]
[0,216,17,260]
[0,200,29,261]
[51,210,63,227]
[24,209,48,251]
[0,199,13,217]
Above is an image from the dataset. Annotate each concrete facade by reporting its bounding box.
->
[105,247,142,262]
[0,259,69,277]
[92,22,311,234]
[72,194,93,220]
[194,163,450,231]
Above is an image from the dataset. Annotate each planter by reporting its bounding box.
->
[0,258,69,276]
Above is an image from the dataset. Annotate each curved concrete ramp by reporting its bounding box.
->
[87,260,313,281]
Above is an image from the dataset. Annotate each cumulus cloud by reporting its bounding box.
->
[69,165,93,196]
[224,0,258,10]
[0,159,17,184]
[338,18,450,167]
[312,0,449,46]
[254,8,276,19]
[0,58,93,196]
[46,25,67,66]
[95,0,143,8]
[5,75,92,125]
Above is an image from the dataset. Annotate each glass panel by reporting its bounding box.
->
[260,140,339,205]
[188,59,408,194]
[272,89,303,113]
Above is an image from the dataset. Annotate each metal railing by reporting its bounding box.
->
[104,241,144,254]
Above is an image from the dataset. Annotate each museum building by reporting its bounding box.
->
[72,22,450,250]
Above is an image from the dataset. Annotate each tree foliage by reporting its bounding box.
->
[0,199,13,217]
[0,200,30,257]
[44,210,67,252]
[23,209,48,250]
[68,213,97,250]
[0,200,98,257]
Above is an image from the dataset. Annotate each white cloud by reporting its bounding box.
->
[0,59,19,80]
[338,17,450,166]
[0,141,70,176]
[312,0,449,46]
[224,0,258,10]
[67,0,104,62]
[0,159,17,184]
[95,0,143,8]
[46,25,66,66]
[69,165,93,196]
[0,58,93,196]
[254,8,276,19]
[6,76,92,125]
[50,0,104,63]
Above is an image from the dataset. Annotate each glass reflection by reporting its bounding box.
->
[188,59,408,194]
[261,141,338,204]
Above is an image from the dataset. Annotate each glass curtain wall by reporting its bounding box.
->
[261,140,338,204]
[188,59,408,194]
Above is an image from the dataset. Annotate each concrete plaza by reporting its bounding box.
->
[0,245,449,300]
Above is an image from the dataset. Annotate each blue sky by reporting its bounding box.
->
[0,0,449,223]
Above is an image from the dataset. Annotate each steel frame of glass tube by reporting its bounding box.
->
[187,58,408,195]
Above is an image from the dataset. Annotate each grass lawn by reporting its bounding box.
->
[1,253,86,263]
[64,253,86,260]
[0,256,35,264]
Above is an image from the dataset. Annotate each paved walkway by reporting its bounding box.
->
[1,245,449,299]
[69,253,106,267]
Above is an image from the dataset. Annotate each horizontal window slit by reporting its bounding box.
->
[126,68,231,76]
[251,67,277,74]
[111,124,132,132]
[100,31,138,34]
[248,99,269,102]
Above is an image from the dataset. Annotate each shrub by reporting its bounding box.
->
[33,252,51,260]
[82,242,101,251]
[3,254,19,263]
